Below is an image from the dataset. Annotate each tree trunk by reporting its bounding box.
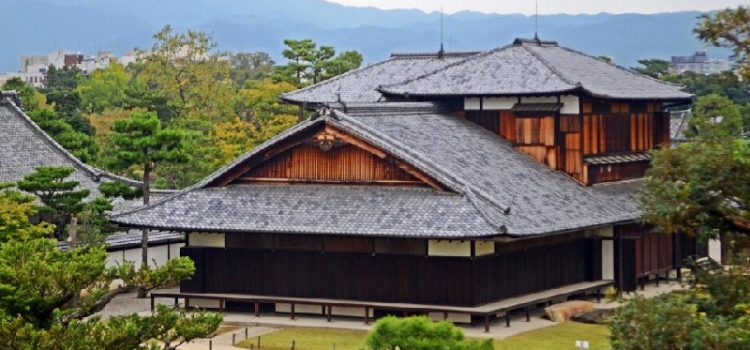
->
[137,162,152,298]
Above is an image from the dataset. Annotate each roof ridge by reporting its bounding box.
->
[554,45,687,89]
[520,44,580,88]
[390,51,481,58]
[330,109,512,215]
[377,45,518,94]
[281,56,403,103]
[464,186,508,234]
[1,97,104,180]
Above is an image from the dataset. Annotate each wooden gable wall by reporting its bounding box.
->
[238,143,423,185]
[221,125,442,189]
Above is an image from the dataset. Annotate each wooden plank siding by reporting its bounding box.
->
[183,233,594,306]
[240,143,423,186]
[581,101,668,156]
[463,99,668,185]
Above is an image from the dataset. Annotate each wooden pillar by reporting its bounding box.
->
[326,305,332,322]
[150,294,155,312]
[254,302,260,318]
[290,303,296,320]
[364,307,370,325]
[484,315,490,333]
[505,312,511,328]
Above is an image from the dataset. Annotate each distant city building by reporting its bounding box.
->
[0,71,46,88]
[669,51,731,75]
[5,49,137,88]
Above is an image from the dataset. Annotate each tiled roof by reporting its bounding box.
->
[0,92,175,213]
[281,52,479,104]
[379,39,693,101]
[58,231,184,251]
[112,103,639,238]
[511,103,563,112]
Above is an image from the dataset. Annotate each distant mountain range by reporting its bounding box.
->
[0,0,730,72]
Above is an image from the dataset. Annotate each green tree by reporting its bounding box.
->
[278,39,316,85]
[0,183,219,350]
[365,316,494,350]
[686,94,745,138]
[77,62,131,114]
[27,109,99,163]
[107,111,190,296]
[45,65,81,91]
[275,39,364,85]
[695,6,750,78]
[16,166,95,240]
[632,58,671,78]
[666,71,750,105]
[138,25,236,124]
[230,52,275,85]
[1,78,47,112]
[45,88,94,136]
[0,183,53,242]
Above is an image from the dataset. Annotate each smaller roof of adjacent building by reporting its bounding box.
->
[57,231,184,251]
[379,38,693,101]
[0,91,175,212]
[281,52,479,105]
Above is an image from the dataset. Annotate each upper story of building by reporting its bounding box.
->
[669,51,732,75]
[283,38,694,186]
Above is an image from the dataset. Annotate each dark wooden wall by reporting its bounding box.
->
[472,239,587,304]
[614,224,676,291]
[182,234,592,306]
[586,162,651,184]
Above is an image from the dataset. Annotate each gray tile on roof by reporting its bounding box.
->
[0,93,175,213]
[281,52,477,104]
[112,185,497,238]
[380,40,693,101]
[584,152,652,165]
[113,103,639,238]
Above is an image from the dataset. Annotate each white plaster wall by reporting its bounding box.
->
[428,312,471,324]
[482,97,516,110]
[475,241,495,256]
[189,233,225,248]
[601,240,614,280]
[428,240,471,257]
[709,238,722,263]
[464,97,481,110]
[560,95,580,114]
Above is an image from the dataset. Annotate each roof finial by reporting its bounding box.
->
[534,0,540,43]
[439,5,445,58]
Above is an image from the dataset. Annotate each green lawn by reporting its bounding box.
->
[236,327,368,350]
[235,322,610,350]
[493,322,611,350]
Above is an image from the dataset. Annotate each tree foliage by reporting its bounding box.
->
[77,62,131,114]
[230,52,275,85]
[138,25,236,124]
[610,261,750,350]
[16,166,94,239]
[275,39,363,85]
[365,316,494,350]
[0,178,220,350]
[632,59,671,78]
[695,6,750,78]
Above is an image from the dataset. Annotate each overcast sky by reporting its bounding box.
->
[326,0,746,15]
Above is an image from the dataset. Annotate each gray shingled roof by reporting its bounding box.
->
[58,231,184,251]
[0,93,174,212]
[281,52,478,104]
[112,103,640,238]
[379,39,693,101]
